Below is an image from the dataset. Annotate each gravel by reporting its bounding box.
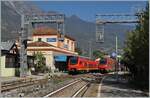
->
[1,74,76,97]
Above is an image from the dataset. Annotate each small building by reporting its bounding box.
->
[0,41,34,77]
[0,41,19,77]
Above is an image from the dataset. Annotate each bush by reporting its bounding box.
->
[33,52,47,73]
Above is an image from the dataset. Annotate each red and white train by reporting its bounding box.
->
[67,56,116,74]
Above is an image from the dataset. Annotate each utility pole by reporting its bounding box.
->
[19,15,28,77]
[115,35,119,81]
[9,2,28,77]
[89,40,92,59]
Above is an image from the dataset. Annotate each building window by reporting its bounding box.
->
[67,40,69,44]
[64,44,68,48]
[71,42,74,50]
[5,56,15,68]
[38,38,42,42]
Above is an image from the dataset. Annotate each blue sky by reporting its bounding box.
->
[33,1,147,22]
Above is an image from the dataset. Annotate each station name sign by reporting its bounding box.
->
[47,38,57,42]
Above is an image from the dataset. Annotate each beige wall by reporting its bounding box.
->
[0,56,15,77]
[28,35,75,52]
[29,35,58,47]
[64,38,75,51]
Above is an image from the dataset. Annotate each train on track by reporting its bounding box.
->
[67,56,116,74]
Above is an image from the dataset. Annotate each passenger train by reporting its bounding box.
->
[67,56,116,74]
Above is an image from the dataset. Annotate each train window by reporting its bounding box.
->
[70,57,78,65]
[99,58,107,64]
[79,61,82,65]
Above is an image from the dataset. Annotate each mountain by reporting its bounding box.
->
[65,15,134,54]
[1,1,21,41]
[1,1,43,41]
[1,1,135,54]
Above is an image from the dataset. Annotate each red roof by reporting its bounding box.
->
[33,27,75,41]
[33,27,58,36]
[28,41,55,47]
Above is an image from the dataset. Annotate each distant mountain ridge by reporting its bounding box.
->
[1,1,134,54]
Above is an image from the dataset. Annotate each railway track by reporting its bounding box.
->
[1,73,108,97]
[44,73,106,97]
[1,78,48,92]
[72,82,90,97]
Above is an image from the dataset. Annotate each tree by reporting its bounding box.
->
[33,52,48,73]
[93,50,105,59]
[75,47,82,55]
[123,4,149,89]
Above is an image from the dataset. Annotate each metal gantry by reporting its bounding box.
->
[95,13,140,43]
[25,13,65,41]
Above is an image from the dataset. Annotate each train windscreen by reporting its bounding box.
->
[99,58,107,64]
[70,57,78,65]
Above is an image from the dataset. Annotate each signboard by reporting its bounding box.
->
[111,52,117,58]
[47,38,57,42]
[54,55,67,62]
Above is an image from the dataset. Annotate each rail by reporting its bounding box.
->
[43,79,81,97]
[1,78,48,92]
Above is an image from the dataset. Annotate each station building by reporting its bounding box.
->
[27,27,78,72]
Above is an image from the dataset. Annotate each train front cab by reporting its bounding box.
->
[68,56,79,74]
[68,56,93,74]
[68,56,99,74]
[98,58,112,73]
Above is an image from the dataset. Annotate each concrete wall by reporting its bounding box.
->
[0,56,15,77]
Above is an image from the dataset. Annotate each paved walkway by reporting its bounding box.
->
[100,74,149,97]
